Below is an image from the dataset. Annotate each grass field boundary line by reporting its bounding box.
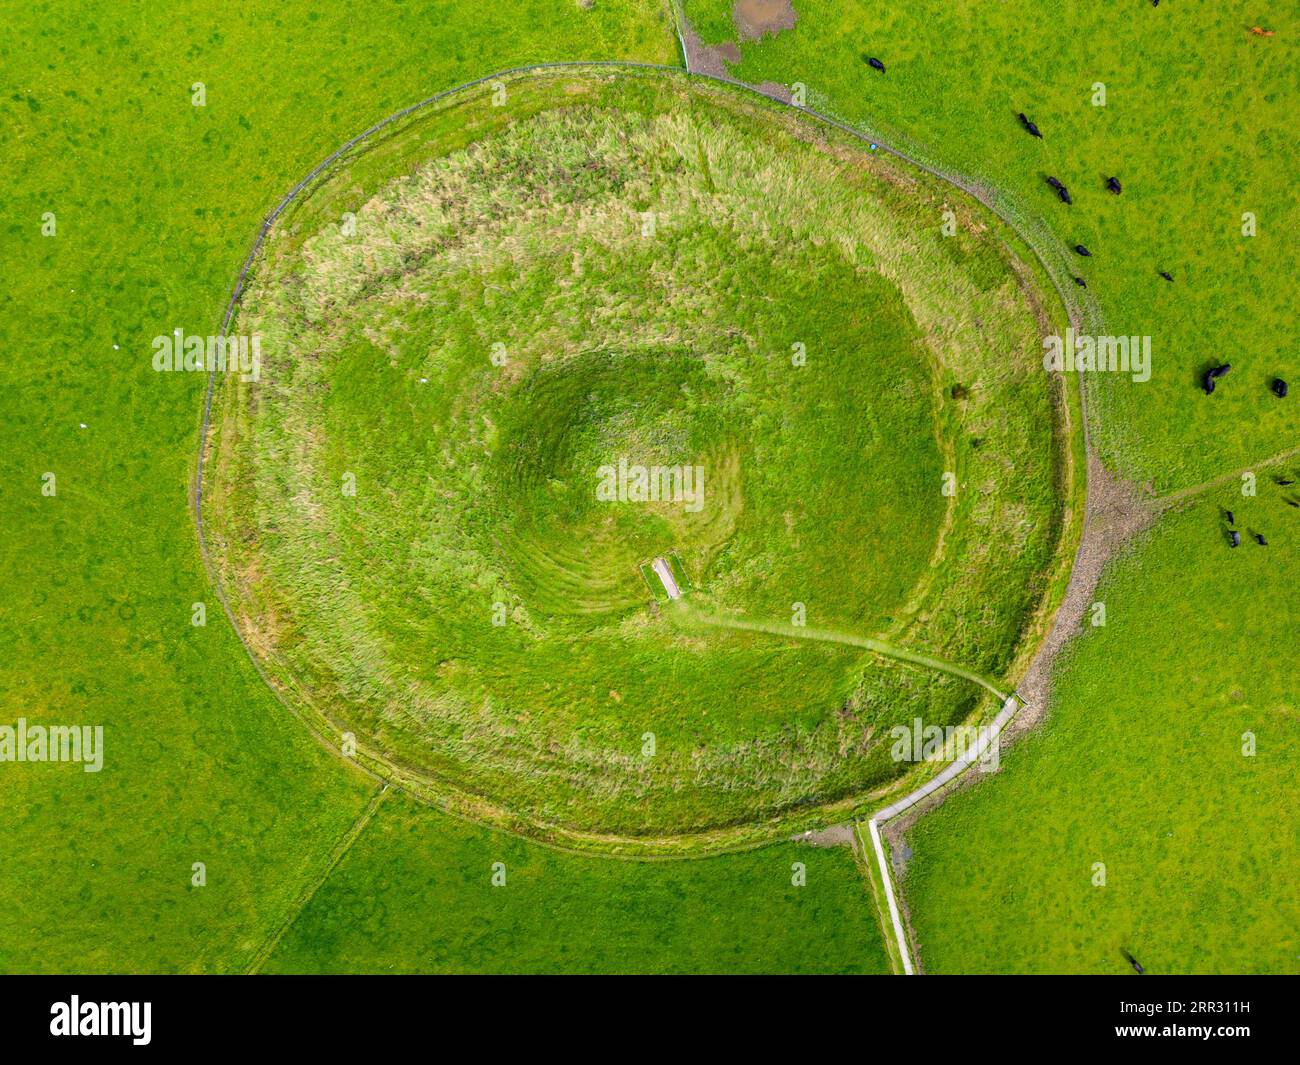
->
[1155,444,1300,512]
[191,60,1076,861]
[665,0,689,69]
[850,822,905,975]
[862,818,913,975]
[244,783,390,975]
[865,693,1023,975]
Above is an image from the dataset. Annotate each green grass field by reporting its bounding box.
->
[3,0,1293,977]
[904,484,1300,974]
[261,792,888,974]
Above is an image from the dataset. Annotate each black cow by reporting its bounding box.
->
[1159,270,1174,282]
[1073,276,1088,288]
[1277,477,1295,486]
[1255,533,1268,546]
[1041,176,1070,203]
[1122,949,1145,975]
[1272,378,1288,398]
[1226,510,1236,525]
[1229,529,1241,547]
[1018,112,1043,138]
[1106,176,1122,194]
[1203,363,1231,394]
[1074,244,1092,257]
[1286,498,1300,509]
[867,57,886,73]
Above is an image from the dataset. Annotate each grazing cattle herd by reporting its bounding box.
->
[865,28,1286,553]
[1007,98,1284,421]
[1008,88,1289,552]
[1223,504,1285,550]
[1222,518,1273,550]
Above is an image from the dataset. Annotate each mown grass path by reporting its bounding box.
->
[682,608,1010,702]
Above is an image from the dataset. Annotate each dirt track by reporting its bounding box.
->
[1013,454,1156,723]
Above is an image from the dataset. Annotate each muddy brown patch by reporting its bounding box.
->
[794,824,855,848]
[681,25,733,78]
[734,0,799,41]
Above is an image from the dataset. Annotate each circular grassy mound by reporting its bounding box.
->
[205,70,1068,843]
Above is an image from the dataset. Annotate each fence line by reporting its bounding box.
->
[866,693,1025,974]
